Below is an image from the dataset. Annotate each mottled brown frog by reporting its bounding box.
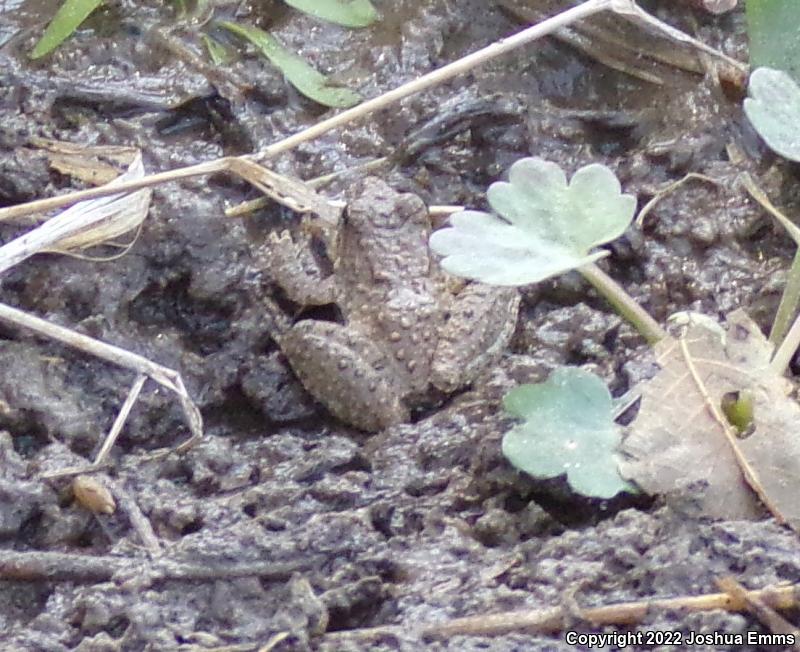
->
[267,177,519,431]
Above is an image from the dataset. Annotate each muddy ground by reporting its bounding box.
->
[1,0,799,650]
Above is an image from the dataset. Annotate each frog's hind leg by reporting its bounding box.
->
[432,285,520,393]
[280,320,409,431]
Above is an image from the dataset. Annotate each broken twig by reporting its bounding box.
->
[0,550,313,584]
[422,582,799,639]
[717,576,800,651]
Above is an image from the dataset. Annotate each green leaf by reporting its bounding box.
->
[202,34,232,66]
[284,0,378,28]
[744,67,800,162]
[219,21,361,109]
[31,0,104,59]
[746,0,800,83]
[428,157,636,286]
[502,367,635,499]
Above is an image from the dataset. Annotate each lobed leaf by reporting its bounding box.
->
[744,67,800,162]
[429,157,636,286]
[502,367,635,499]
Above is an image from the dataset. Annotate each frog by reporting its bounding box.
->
[266,177,520,432]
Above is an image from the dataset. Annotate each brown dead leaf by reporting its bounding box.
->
[620,309,800,529]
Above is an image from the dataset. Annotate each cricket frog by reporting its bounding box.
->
[267,177,519,431]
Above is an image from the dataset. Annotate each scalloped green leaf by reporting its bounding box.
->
[31,0,103,59]
[284,0,378,28]
[429,157,636,286]
[219,21,361,109]
[744,67,800,162]
[502,367,636,499]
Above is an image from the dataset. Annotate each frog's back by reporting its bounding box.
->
[336,177,432,292]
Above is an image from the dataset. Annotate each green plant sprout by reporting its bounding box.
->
[503,367,636,498]
[428,156,659,498]
[30,0,377,108]
[429,156,666,344]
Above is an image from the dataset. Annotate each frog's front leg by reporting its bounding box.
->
[279,320,409,431]
[431,284,520,393]
[264,231,335,306]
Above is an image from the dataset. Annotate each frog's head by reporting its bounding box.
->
[344,177,429,235]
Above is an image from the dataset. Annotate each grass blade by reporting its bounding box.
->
[31,0,104,59]
[219,21,361,108]
[283,0,378,28]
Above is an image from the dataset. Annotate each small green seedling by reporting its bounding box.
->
[721,390,755,436]
[502,367,636,499]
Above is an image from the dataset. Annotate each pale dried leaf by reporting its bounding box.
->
[620,309,800,528]
[226,158,340,225]
[0,152,151,275]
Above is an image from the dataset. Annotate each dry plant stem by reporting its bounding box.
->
[0,158,229,223]
[0,302,203,449]
[740,173,800,245]
[772,312,800,377]
[678,337,784,524]
[0,550,311,584]
[421,583,799,639]
[258,633,291,652]
[635,173,721,227]
[579,263,667,344]
[43,375,148,481]
[107,476,163,557]
[0,0,619,222]
[739,173,800,351]
[717,576,800,650]
[95,374,146,466]
[252,0,613,159]
[194,644,261,652]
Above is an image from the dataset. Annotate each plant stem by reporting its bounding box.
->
[739,173,800,352]
[770,309,800,376]
[770,248,800,347]
[579,262,667,345]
